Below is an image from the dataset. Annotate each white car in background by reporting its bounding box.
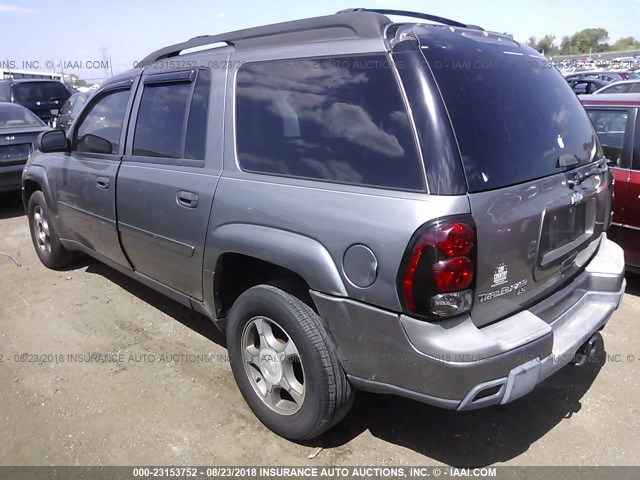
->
[594,79,640,94]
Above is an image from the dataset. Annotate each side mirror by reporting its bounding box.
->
[79,134,113,154]
[37,130,68,153]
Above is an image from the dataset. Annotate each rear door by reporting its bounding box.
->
[624,111,640,268]
[417,27,611,326]
[583,106,636,247]
[116,61,226,300]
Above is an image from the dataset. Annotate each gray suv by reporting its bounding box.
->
[22,9,626,440]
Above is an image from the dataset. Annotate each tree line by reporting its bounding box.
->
[526,28,640,56]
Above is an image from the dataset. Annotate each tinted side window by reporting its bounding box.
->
[72,95,87,115]
[60,94,77,115]
[133,82,191,158]
[0,82,9,102]
[586,109,630,167]
[74,89,130,154]
[185,69,210,160]
[235,55,424,191]
[132,70,210,161]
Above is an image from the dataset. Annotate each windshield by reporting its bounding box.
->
[0,104,46,128]
[418,29,599,192]
[12,81,70,104]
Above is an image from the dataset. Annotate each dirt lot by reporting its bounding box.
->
[0,191,639,467]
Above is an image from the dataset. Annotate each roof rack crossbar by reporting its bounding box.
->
[338,8,469,29]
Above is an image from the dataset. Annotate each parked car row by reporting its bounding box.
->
[565,71,640,95]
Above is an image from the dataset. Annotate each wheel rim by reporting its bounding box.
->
[241,316,305,415]
[32,206,51,254]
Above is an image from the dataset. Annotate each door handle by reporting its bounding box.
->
[177,191,199,208]
[96,177,110,190]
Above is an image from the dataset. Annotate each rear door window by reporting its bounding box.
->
[418,30,599,192]
[132,69,210,162]
[235,55,424,191]
[133,82,191,159]
[586,109,632,168]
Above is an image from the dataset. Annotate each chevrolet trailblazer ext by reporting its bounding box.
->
[23,9,626,440]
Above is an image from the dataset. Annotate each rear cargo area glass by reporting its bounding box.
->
[419,31,598,192]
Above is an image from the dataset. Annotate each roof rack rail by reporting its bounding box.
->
[140,10,390,66]
[337,8,471,29]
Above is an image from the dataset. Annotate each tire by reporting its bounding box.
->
[227,284,354,440]
[27,191,73,269]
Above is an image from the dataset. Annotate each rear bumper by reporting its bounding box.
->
[0,164,26,192]
[311,234,625,410]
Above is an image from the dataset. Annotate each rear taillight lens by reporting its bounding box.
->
[398,216,477,319]
[432,257,474,292]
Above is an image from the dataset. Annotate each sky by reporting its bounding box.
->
[2,0,640,82]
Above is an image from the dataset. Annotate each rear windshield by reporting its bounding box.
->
[12,82,70,104]
[0,104,45,128]
[419,31,599,192]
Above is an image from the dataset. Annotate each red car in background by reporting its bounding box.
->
[580,93,640,271]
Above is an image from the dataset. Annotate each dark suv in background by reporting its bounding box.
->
[0,79,72,125]
[22,9,626,441]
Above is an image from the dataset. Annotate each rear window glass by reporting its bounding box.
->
[235,55,424,191]
[419,33,598,192]
[0,104,45,128]
[12,82,70,103]
[602,83,634,94]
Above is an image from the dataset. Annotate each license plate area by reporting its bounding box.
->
[540,202,586,254]
[536,193,597,275]
[0,144,30,163]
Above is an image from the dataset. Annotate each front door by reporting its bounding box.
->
[56,79,137,267]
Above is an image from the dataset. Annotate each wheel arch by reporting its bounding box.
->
[22,165,56,212]
[206,223,347,318]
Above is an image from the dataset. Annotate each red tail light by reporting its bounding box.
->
[435,222,475,257]
[398,217,477,318]
[432,257,474,292]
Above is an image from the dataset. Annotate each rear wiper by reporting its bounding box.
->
[565,161,608,189]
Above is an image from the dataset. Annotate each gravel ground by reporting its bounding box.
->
[0,191,639,467]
